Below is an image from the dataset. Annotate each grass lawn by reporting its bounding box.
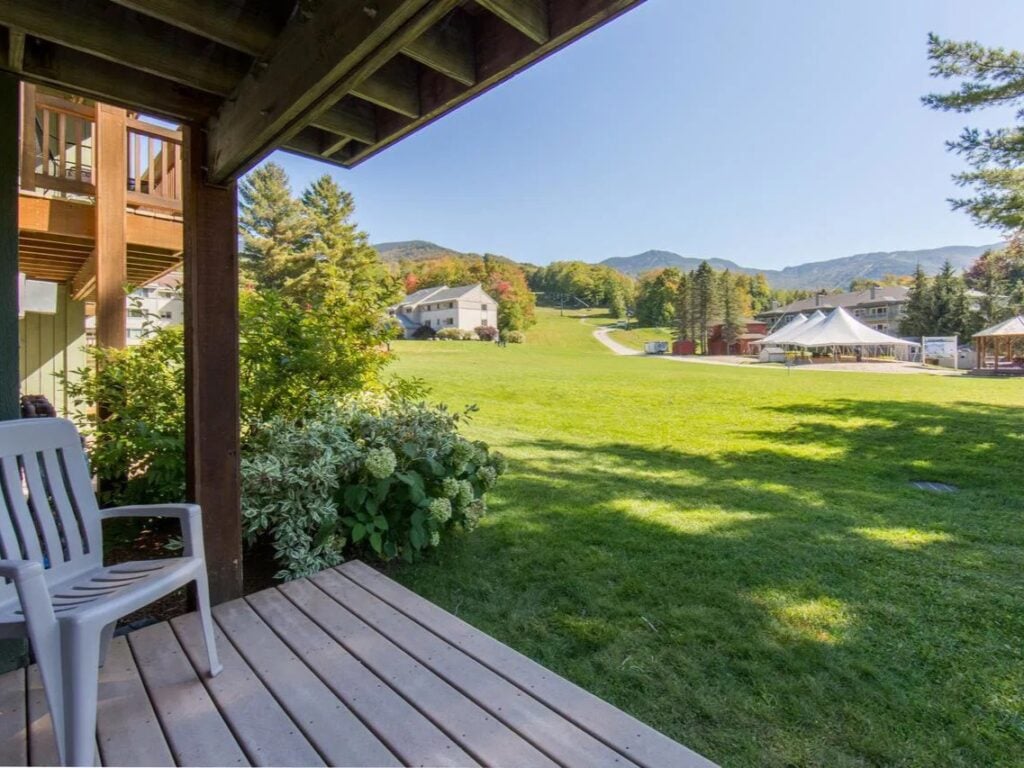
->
[388,308,1024,767]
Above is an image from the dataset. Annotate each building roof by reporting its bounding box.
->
[973,315,1024,338]
[399,283,490,308]
[765,286,909,316]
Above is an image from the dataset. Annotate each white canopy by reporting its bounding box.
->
[758,313,808,346]
[786,307,912,348]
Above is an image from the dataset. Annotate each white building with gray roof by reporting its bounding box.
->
[392,284,498,338]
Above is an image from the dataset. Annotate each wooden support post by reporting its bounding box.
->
[182,124,242,604]
[0,74,18,420]
[95,104,127,348]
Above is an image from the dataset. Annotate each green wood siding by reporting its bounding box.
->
[19,285,87,416]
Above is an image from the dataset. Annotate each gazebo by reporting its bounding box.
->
[973,315,1024,374]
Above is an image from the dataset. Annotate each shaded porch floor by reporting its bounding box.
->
[0,561,713,767]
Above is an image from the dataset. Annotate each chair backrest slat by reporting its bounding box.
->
[19,453,65,567]
[39,449,86,560]
[0,458,44,563]
[0,420,102,600]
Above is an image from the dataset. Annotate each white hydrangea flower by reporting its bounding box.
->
[363,447,397,479]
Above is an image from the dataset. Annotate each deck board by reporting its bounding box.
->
[95,636,173,767]
[313,568,637,767]
[213,599,400,767]
[244,588,475,768]
[0,666,26,766]
[0,562,715,767]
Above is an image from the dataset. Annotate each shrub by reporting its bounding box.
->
[64,327,186,507]
[436,328,463,340]
[64,286,421,510]
[475,325,499,341]
[507,330,526,344]
[241,395,506,579]
[412,324,436,340]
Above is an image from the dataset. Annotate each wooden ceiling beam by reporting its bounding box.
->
[108,0,281,58]
[311,101,376,146]
[476,0,550,44]
[205,0,464,183]
[19,39,218,122]
[343,0,642,167]
[0,0,251,95]
[402,11,475,86]
[6,28,24,71]
[351,57,420,118]
[70,250,97,301]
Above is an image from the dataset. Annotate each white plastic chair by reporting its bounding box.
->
[0,418,221,766]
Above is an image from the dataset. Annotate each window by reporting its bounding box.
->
[481,304,488,311]
[445,318,454,325]
[127,328,145,339]
[128,308,144,318]
[160,311,173,319]
[449,302,454,309]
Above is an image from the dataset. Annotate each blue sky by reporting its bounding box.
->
[267,0,1024,270]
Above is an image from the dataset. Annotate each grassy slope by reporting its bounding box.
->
[388,308,1024,767]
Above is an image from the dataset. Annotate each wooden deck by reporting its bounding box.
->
[0,561,713,767]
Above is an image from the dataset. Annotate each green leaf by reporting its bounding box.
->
[373,515,388,531]
[352,523,366,542]
[344,485,368,511]
[401,442,419,459]
[410,525,425,549]
[369,532,382,554]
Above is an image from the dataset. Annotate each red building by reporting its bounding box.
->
[706,321,767,356]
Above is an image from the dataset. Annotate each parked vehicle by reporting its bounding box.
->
[644,341,669,355]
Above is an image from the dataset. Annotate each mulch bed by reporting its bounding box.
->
[105,520,279,629]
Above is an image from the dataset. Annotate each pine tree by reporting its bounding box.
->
[923,35,1024,233]
[931,260,972,338]
[693,261,718,354]
[900,264,934,337]
[291,174,397,309]
[718,270,746,349]
[674,272,692,341]
[239,163,309,290]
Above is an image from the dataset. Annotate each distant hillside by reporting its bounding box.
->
[373,239,530,269]
[373,240,465,263]
[600,243,1002,289]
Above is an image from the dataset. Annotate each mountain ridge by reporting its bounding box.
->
[373,240,1002,290]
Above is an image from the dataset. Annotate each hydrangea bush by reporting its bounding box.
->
[241,394,506,579]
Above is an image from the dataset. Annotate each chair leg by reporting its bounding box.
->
[194,576,222,677]
[98,622,115,668]
[60,622,101,767]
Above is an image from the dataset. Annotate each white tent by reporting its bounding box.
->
[786,307,912,348]
[758,313,808,346]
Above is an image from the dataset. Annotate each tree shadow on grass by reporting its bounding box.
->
[398,398,1024,767]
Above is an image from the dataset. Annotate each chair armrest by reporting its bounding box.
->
[0,558,45,583]
[100,504,205,558]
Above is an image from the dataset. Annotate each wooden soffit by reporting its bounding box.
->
[0,0,646,183]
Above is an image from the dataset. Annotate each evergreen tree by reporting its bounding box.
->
[239,163,309,290]
[291,174,397,309]
[635,269,680,327]
[923,35,1024,233]
[718,270,746,349]
[900,264,934,337]
[931,260,973,338]
[692,261,718,354]
[673,272,692,341]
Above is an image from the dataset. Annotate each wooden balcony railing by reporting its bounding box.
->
[19,85,183,213]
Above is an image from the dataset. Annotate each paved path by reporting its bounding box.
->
[591,327,642,356]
